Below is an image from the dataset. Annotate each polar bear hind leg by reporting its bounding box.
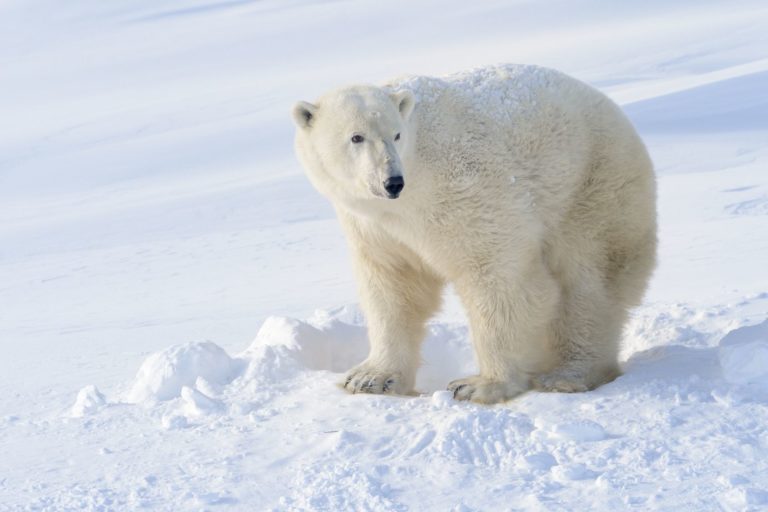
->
[535,149,656,393]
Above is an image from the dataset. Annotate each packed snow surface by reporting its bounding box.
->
[2,0,768,510]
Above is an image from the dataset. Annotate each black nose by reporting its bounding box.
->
[383,176,404,198]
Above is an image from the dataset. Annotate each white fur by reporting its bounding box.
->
[292,64,657,403]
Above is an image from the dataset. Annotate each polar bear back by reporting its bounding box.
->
[387,64,566,125]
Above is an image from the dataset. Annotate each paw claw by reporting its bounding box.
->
[342,363,409,395]
[447,376,525,404]
[450,384,466,398]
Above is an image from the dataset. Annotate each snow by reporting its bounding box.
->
[126,341,241,403]
[389,64,562,125]
[719,319,768,386]
[70,385,108,418]
[2,0,768,510]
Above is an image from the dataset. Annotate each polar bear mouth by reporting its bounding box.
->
[369,187,401,200]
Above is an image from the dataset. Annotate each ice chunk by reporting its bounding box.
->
[70,385,107,417]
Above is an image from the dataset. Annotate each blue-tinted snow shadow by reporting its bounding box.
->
[623,70,768,134]
[601,319,768,401]
[617,344,721,385]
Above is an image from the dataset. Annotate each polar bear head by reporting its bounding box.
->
[292,86,415,204]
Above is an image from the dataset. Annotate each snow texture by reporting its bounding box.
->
[2,0,768,510]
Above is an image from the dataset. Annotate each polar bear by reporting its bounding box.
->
[292,64,656,403]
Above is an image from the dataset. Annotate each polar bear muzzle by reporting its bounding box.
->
[383,176,404,199]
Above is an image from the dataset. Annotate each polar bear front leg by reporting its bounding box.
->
[450,257,560,404]
[342,238,444,396]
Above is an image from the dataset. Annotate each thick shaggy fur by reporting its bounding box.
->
[292,65,656,403]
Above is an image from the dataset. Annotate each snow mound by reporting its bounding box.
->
[718,318,768,386]
[70,385,107,417]
[122,312,369,406]
[243,315,368,375]
[126,341,241,403]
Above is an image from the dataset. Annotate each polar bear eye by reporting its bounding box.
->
[394,133,401,141]
[351,135,364,144]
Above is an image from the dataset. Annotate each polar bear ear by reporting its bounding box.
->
[390,90,415,121]
[292,101,318,129]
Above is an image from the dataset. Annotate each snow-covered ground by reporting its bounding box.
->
[2,0,768,510]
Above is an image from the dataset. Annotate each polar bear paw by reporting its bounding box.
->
[448,376,526,404]
[532,370,591,393]
[342,363,410,395]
